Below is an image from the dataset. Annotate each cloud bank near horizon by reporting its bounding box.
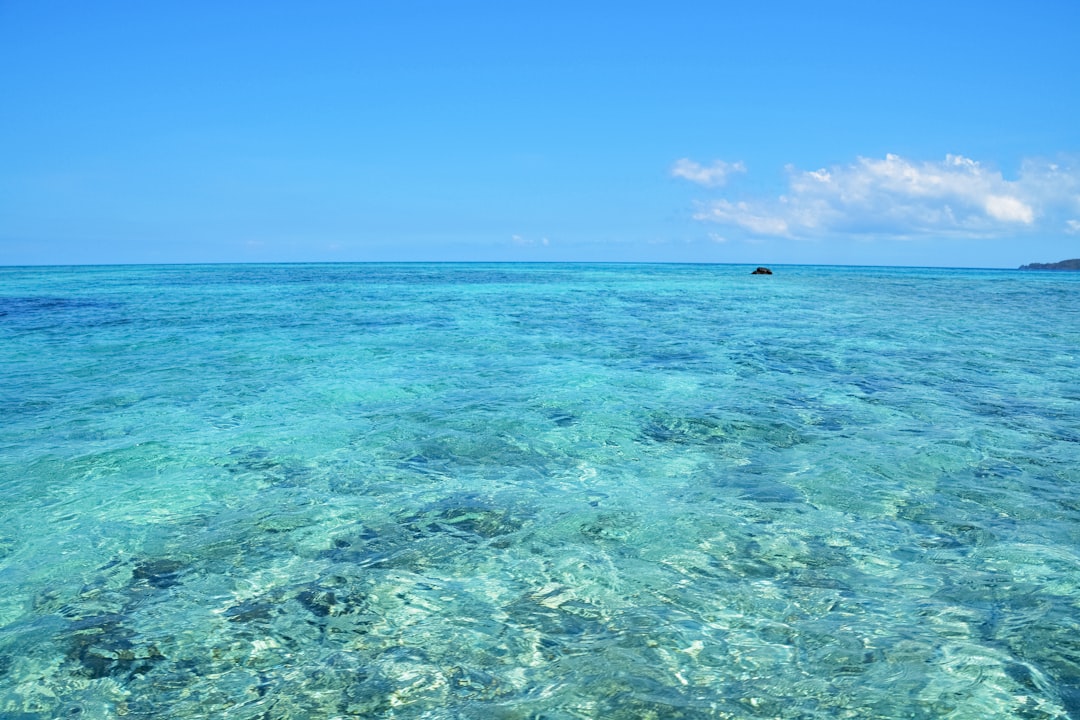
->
[675,153,1080,240]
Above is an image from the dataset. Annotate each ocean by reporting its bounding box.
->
[1,262,1078,718]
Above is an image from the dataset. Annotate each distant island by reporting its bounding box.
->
[1019,258,1080,270]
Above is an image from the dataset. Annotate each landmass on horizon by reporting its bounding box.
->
[1018,258,1080,270]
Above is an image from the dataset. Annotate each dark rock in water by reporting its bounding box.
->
[223,445,313,487]
[403,495,525,540]
[434,506,522,538]
[547,409,578,427]
[131,558,186,589]
[224,599,279,624]
[296,580,369,618]
[65,615,163,679]
[320,523,429,570]
[579,511,639,543]
[640,411,807,449]
[733,478,803,504]
[751,266,773,275]
[641,413,726,445]
[297,588,339,617]
[1019,258,1080,270]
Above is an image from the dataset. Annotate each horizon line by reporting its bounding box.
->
[0,260,1033,272]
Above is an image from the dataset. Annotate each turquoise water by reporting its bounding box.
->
[1,262,1078,719]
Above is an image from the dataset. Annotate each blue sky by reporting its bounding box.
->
[1,1,1078,267]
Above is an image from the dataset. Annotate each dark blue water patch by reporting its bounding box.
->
[742,345,847,377]
[395,450,457,479]
[391,435,553,475]
[578,510,641,545]
[639,413,727,445]
[222,598,282,625]
[638,346,714,371]
[139,264,594,291]
[969,591,1080,715]
[960,395,1063,426]
[677,472,810,529]
[347,311,420,329]
[784,566,857,593]
[972,459,1026,479]
[0,296,107,317]
[221,446,315,488]
[401,493,529,541]
[417,505,522,540]
[545,408,579,427]
[295,578,371,621]
[559,668,737,719]
[381,267,579,286]
[0,395,56,422]
[0,296,130,335]
[25,554,199,672]
[130,558,188,590]
[0,535,18,561]
[444,665,517,703]
[849,374,907,397]
[63,613,165,680]
[321,496,532,573]
[895,502,1002,551]
[937,462,1077,527]
[503,593,615,659]
[715,467,806,505]
[320,523,427,570]
[1045,424,1080,444]
[639,411,808,449]
[1059,685,1080,718]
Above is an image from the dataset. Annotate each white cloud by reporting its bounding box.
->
[696,200,790,235]
[683,153,1080,239]
[511,234,550,247]
[671,158,746,187]
[984,195,1033,223]
[1066,219,1080,234]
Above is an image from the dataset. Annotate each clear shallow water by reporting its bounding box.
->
[0,262,1078,719]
